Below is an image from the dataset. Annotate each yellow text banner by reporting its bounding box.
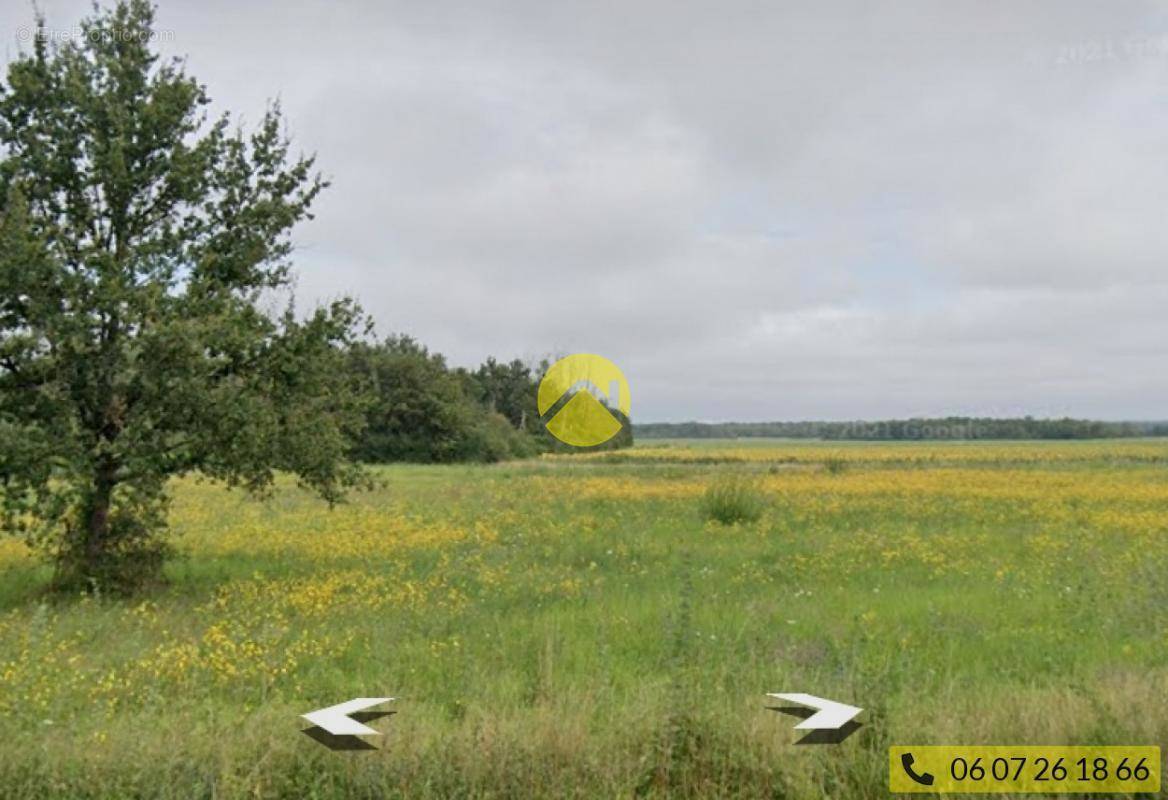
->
[889,745,1160,794]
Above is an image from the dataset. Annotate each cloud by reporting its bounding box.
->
[6,0,1168,419]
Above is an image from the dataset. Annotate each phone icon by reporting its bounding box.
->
[901,753,935,786]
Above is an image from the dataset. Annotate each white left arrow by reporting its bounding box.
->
[302,697,394,736]
[766,692,862,730]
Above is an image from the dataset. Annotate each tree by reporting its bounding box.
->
[0,1,370,593]
[470,357,540,432]
[351,337,540,463]
[350,336,476,462]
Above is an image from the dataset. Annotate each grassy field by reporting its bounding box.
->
[1,439,1166,798]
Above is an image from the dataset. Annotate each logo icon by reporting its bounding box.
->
[537,354,630,447]
[900,752,935,786]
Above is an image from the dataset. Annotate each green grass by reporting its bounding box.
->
[0,441,1166,798]
[700,476,766,524]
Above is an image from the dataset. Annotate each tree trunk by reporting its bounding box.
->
[56,459,118,591]
[84,461,117,564]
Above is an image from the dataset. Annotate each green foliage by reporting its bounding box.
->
[0,1,370,593]
[350,336,476,463]
[352,337,541,463]
[455,410,541,462]
[699,476,765,525]
[467,356,544,434]
[351,342,636,463]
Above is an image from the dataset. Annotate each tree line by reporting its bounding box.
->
[635,417,1168,440]
[348,338,632,464]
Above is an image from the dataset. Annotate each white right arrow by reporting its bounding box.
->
[302,697,394,736]
[767,693,862,730]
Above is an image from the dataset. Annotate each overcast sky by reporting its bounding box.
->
[6,1,1168,421]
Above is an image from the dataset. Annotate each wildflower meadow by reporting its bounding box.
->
[1,440,1165,798]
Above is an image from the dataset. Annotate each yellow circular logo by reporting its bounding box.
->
[537,354,631,447]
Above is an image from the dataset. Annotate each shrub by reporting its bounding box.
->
[456,412,541,463]
[700,476,765,525]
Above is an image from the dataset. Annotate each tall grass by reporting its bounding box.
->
[700,476,766,524]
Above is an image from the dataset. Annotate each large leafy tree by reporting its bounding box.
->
[350,336,476,463]
[0,1,370,593]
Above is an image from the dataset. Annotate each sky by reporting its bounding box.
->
[5,1,1168,422]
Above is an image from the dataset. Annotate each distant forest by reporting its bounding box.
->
[634,418,1168,440]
